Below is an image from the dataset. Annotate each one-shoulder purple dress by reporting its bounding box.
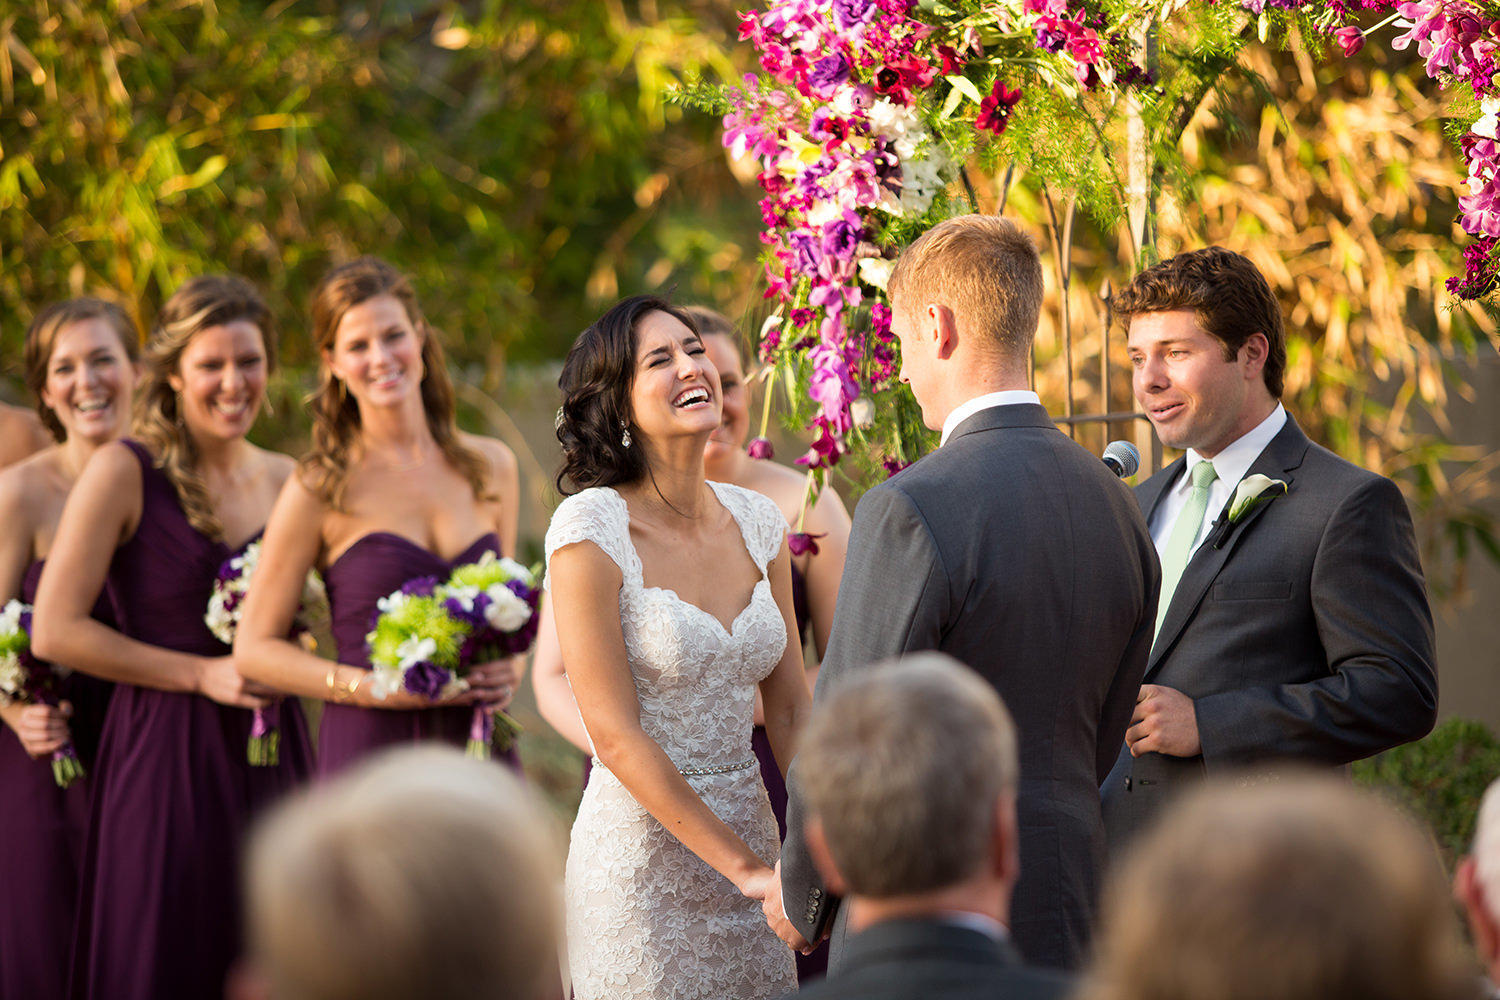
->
[318,531,521,780]
[69,440,312,1000]
[0,563,114,1000]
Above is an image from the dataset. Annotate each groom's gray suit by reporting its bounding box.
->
[780,402,1160,970]
[1101,416,1438,849]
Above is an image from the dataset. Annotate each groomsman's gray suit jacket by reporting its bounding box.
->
[779,403,1160,970]
[1101,416,1438,851]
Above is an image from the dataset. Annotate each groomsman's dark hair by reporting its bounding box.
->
[555,294,700,495]
[797,653,1018,897]
[1112,246,1288,397]
[887,215,1044,364]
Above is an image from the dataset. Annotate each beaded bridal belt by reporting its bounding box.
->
[593,757,757,778]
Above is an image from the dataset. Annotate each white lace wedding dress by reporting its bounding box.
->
[545,482,798,1000]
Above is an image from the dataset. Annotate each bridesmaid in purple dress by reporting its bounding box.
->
[32,276,312,1000]
[0,298,139,1000]
[235,257,522,779]
[530,306,849,981]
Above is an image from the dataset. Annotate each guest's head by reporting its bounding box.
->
[680,306,750,474]
[887,215,1043,429]
[555,295,712,495]
[136,274,274,538]
[24,297,140,443]
[236,746,562,1000]
[303,256,486,508]
[1456,777,1500,985]
[796,653,1020,924]
[1117,247,1284,457]
[1082,775,1476,1000]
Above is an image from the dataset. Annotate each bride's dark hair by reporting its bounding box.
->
[555,295,698,496]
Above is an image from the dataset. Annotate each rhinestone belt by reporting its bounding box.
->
[592,757,757,777]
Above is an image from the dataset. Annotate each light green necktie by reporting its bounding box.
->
[1155,460,1218,638]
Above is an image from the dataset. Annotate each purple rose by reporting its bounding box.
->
[747,437,775,460]
[808,54,851,92]
[403,660,451,700]
[833,0,879,30]
[820,218,863,264]
[787,532,826,557]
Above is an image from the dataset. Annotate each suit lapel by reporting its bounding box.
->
[1147,418,1311,673]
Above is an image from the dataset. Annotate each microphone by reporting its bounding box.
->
[1102,440,1140,479]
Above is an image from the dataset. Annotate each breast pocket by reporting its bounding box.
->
[1213,581,1292,601]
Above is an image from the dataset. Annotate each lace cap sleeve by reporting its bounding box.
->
[712,482,789,571]
[543,488,636,590]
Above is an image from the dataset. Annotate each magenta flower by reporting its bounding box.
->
[977,81,1024,134]
[787,532,827,556]
[747,437,775,460]
[1334,25,1365,56]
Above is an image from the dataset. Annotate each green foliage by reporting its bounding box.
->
[0,0,763,440]
[1355,718,1500,866]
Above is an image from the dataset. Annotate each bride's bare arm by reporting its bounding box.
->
[550,539,774,897]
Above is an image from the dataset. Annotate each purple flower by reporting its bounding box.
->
[403,660,451,700]
[808,345,859,432]
[400,576,440,598]
[832,0,879,30]
[820,217,863,265]
[787,532,826,556]
[748,437,775,460]
[1334,25,1365,56]
[809,54,851,93]
[788,229,821,277]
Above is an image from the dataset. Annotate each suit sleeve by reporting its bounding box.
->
[1193,475,1437,766]
[779,483,948,941]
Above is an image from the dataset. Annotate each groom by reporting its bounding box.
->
[771,215,1160,970]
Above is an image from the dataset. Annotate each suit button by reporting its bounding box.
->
[810,888,822,900]
[1125,775,1132,790]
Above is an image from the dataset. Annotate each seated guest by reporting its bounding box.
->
[789,652,1073,1000]
[232,746,563,1000]
[1081,774,1479,1000]
[1455,778,1500,998]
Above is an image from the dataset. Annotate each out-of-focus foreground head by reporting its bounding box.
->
[1082,773,1478,1000]
[240,746,563,1000]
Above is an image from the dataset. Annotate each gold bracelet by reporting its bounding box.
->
[327,667,363,706]
[325,664,339,701]
[339,670,363,704]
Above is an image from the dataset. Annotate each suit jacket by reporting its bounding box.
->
[780,404,1160,970]
[1101,416,1438,852]
[790,918,1075,1000]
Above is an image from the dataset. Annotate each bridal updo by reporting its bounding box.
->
[555,295,698,495]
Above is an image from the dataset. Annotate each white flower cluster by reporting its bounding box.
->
[0,599,30,703]
[867,98,952,217]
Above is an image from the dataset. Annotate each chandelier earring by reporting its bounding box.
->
[621,421,632,449]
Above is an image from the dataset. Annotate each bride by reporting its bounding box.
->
[546,296,808,999]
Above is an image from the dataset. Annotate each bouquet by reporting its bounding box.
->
[0,599,85,788]
[366,552,540,757]
[205,540,329,766]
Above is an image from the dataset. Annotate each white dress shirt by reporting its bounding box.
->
[940,390,1042,447]
[1148,404,1288,560]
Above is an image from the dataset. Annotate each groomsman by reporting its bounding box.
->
[1101,247,1437,851]
[771,215,1160,970]
[790,654,1072,1000]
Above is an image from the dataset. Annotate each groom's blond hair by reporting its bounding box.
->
[888,215,1043,365]
[797,653,1018,897]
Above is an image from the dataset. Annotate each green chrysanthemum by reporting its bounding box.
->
[367,595,467,671]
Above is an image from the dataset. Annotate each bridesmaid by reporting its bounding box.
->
[234,257,521,778]
[0,298,139,1000]
[32,275,312,1000]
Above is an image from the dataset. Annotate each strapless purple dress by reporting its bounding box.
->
[69,440,312,1000]
[318,531,522,780]
[0,562,114,1000]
